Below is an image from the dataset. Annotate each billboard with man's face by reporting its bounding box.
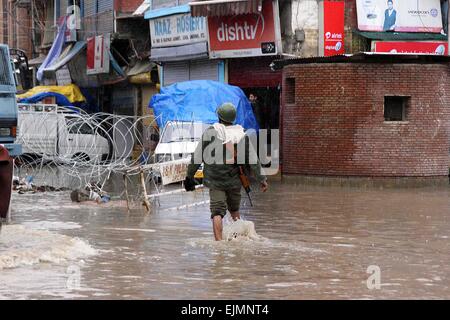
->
[357,0,443,33]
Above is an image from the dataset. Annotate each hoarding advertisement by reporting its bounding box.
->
[208,0,281,59]
[373,41,448,55]
[150,14,207,48]
[323,1,345,56]
[357,0,443,33]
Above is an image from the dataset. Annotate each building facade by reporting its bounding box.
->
[275,54,450,181]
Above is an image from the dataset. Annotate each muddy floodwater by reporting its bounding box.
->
[1,181,450,299]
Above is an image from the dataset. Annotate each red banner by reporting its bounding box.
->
[87,35,110,75]
[323,1,345,57]
[373,41,448,55]
[207,0,279,59]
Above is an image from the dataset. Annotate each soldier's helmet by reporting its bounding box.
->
[217,103,237,124]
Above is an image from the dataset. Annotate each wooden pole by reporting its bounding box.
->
[123,174,130,213]
[140,169,151,213]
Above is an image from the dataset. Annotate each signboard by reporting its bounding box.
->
[150,13,207,48]
[56,66,72,85]
[65,5,81,42]
[372,41,448,55]
[321,1,345,56]
[87,34,110,75]
[207,0,281,59]
[157,158,190,185]
[357,0,443,33]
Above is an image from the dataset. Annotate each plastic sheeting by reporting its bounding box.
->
[17,84,86,103]
[149,80,259,131]
[37,17,67,82]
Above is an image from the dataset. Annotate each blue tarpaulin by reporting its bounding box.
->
[149,80,259,131]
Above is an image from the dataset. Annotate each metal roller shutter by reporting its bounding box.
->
[60,0,68,18]
[163,61,189,86]
[84,0,96,16]
[189,60,219,82]
[97,0,114,13]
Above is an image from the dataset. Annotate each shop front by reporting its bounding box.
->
[145,6,225,86]
[194,0,283,130]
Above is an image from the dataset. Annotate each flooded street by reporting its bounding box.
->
[1,181,450,299]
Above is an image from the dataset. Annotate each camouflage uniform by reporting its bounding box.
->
[186,125,266,218]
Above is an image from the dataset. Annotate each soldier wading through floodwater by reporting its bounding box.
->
[184,103,268,241]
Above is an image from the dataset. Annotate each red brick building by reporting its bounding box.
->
[274,54,450,180]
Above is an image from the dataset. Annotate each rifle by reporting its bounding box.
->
[229,141,253,206]
[238,165,253,207]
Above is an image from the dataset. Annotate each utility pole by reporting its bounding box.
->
[31,0,36,57]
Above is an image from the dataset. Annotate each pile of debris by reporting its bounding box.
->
[13,176,70,194]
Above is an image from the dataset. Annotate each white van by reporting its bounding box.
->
[17,104,109,163]
[154,121,210,163]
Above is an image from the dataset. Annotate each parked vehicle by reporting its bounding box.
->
[154,121,209,163]
[0,44,22,224]
[16,104,109,163]
[154,121,209,183]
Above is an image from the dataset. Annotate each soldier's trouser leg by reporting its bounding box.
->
[209,188,242,219]
[210,189,242,240]
[210,189,226,241]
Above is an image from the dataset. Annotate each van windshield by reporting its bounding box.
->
[65,117,94,135]
[161,122,209,143]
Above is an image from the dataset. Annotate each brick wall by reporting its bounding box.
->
[115,0,143,13]
[281,62,450,177]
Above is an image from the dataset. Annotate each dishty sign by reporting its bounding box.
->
[208,0,279,58]
[323,1,345,56]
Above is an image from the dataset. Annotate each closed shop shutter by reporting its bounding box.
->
[163,60,220,86]
[60,0,68,18]
[84,0,96,16]
[163,61,189,86]
[189,60,219,82]
[97,0,114,13]
[96,10,114,35]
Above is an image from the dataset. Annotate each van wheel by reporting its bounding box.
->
[72,153,90,162]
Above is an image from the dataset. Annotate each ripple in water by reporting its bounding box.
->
[0,225,97,270]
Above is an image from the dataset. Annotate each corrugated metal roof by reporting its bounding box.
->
[271,52,450,70]
[189,0,262,17]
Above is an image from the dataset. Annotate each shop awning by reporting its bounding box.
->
[354,30,447,41]
[126,59,156,77]
[189,0,263,17]
[44,41,86,73]
[150,42,209,62]
[28,55,46,67]
[133,0,151,16]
